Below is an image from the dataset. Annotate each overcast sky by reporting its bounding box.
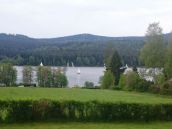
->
[0,0,172,38]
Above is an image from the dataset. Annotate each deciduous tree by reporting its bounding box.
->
[140,22,165,67]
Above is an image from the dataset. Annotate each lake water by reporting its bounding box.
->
[14,66,105,87]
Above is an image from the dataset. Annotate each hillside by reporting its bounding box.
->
[0,33,169,66]
[0,33,144,66]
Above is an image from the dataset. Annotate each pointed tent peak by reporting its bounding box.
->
[40,62,43,66]
[77,68,81,74]
[71,62,74,67]
[67,62,69,67]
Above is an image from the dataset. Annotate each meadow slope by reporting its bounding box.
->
[0,87,172,104]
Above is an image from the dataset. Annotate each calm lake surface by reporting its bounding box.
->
[15,66,105,87]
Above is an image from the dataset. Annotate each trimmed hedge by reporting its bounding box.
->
[1,99,172,122]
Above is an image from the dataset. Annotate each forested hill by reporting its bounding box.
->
[0,33,169,66]
[38,33,145,43]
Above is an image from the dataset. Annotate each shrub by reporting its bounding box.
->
[32,99,53,120]
[5,100,32,122]
[160,79,172,95]
[84,81,94,88]
[1,100,172,122]
[155,73,166,85]
[101,70,115,89]
[124,71,140,90]
[120,71,152,92]
[118,74,126,89]
[136,79,152,92]
[149,85,161,94]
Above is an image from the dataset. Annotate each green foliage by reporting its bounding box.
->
[160,80,172,95]
[0,58,16,65]
[0,34,144,66]
[104,45,122,85]
[109,51,122,85]
[0,63,17,86]
[164,32,172,79]
[37,66,52,87]
[101,70,114,89]
[52,69,68,88]
[121,71,151,92]
[140,22,165,67]
[84,81,94,88]
[118,74,126,89]
[22,66,33,86]
[37,66,68,87]
[124,71,140,90]
[155,74,166,85]
[1,100,172,122]
[136,79,152,92]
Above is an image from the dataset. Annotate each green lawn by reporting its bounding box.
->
[1,88,172,128]
[1,122,172,129]
[0,87,172,104]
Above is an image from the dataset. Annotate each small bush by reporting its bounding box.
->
[120,71,152,92]
[149,85,161,94]
[136,79,152,92]
[155,74,166,85]
[161,81,172,95]
[101,70,114,89]
[84,81,94,88]
[124,71,140,90]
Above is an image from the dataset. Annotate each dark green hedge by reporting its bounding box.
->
[0,99,172,123]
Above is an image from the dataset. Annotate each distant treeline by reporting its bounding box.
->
[0,34,169,66]
[0,33,169,66]
[0,63,68,87]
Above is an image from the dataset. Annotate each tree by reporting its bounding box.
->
[101,70,114,89]
[108,50,122,85]
[104,43,122,85]
[37,66,68,87]
[28,56,35,65]
[0,63,17,86]
[57,73,68,87]
[52,69,68,88]
[22,66,33,86]
[16,55,24,65]
[37,66,52,87]
[0,57,16,65]
[164,32,172,79]
[104,43,115,68]
[140,22,165,67]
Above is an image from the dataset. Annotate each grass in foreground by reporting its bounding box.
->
[1,122,172,129]
[0,87,172,104]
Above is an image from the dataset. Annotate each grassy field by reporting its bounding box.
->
[0,87,172,104]
[1,87,172,128]
[1,122,172,129]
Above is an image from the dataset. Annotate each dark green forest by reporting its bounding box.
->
[0,33,169,66]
